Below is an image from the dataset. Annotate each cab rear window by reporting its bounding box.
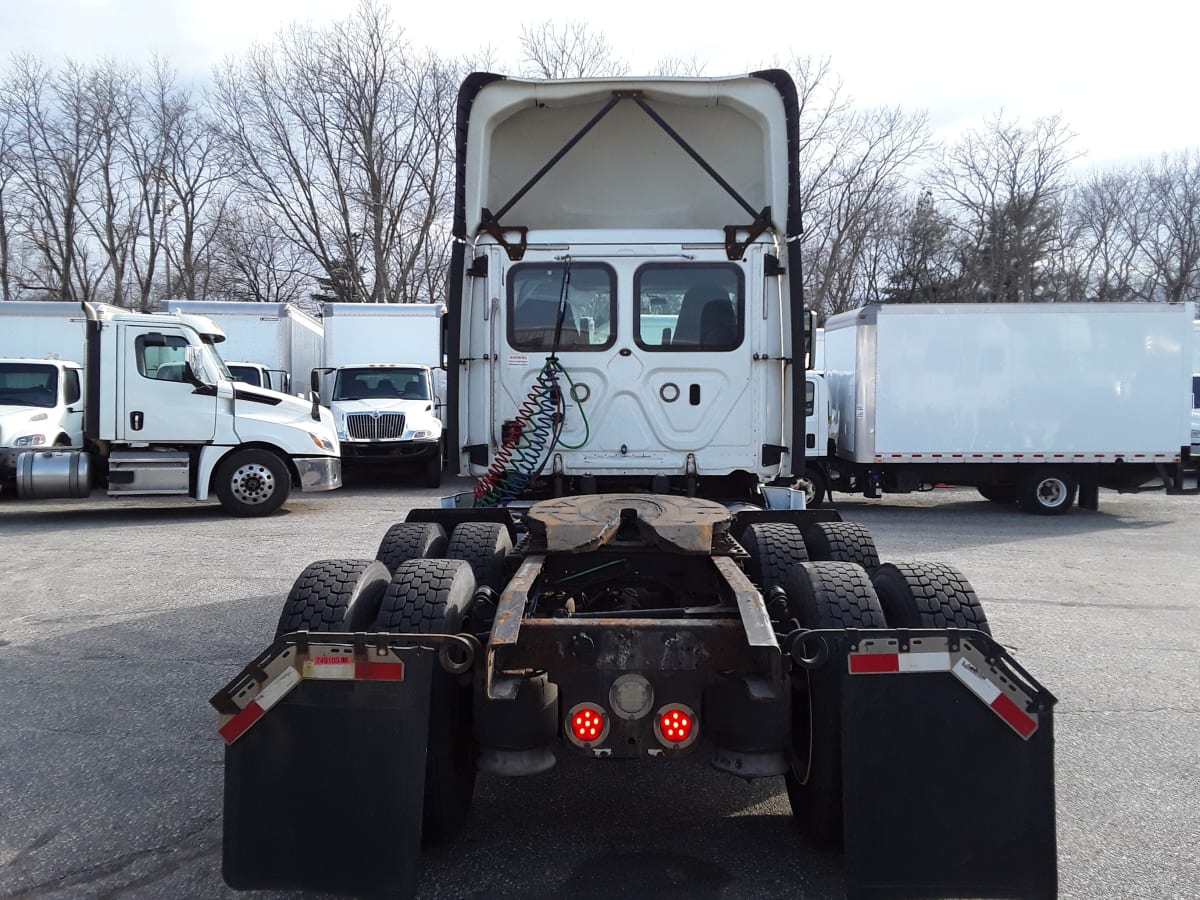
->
[507,263,616,352]
[634,264,744,352]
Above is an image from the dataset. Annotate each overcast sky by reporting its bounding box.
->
[2,0,1196,169]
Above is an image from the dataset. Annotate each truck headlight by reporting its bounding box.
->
[14,434,48,447]
[308,432,335,451]
[409,430,433,440]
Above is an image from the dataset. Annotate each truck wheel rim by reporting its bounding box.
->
[1037,478,1067,507]
[231,463,275,504]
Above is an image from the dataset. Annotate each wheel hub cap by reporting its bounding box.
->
[232,464,274,504]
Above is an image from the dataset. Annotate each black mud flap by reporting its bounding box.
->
[832,630,1058,899]
[216,638,438,898]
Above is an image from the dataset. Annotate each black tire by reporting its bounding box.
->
[802,522,880,575]
[977,484,1018,503]
[423,442,443,488]
[275,559,392,637]
[445,521,512,592]
[1020,467,1077,515]
[377,559,477,844]
[872,561,991,635]
[214,448,291,517]
[781,562,886,849]
[803,465,828,508]
[739,522,809,593]
[376,522,448,575]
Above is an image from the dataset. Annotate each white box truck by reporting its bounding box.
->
[320,302,446,485]
[165,301,323,394]
[0,301,341,515]
[801,302,1195,514]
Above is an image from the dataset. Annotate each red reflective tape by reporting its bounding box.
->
[219,701,264,744]
[355,660,405,681]
[849,653,899,674]
[991,692,1037,738]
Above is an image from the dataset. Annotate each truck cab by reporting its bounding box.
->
[450,73,806,504]
[328,363,443,486]
[0,358,85,479]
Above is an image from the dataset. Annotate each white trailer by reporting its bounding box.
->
[321,303,446,484]
[165,301,323,394]
[803,302,1195,513]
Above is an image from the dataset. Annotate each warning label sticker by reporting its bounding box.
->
[508,354,529,368]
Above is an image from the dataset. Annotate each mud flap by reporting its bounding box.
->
[218,641,436,898]
[834,631,1057,899]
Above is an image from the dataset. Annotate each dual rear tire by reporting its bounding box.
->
[276,518,514,844]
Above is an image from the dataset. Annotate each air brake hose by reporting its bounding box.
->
[473,356,587,506]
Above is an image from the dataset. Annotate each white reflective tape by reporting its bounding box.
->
[255,665,302,711]
[952,657,1001,705]
[898,651,952,673]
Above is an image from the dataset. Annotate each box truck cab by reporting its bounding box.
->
[327,362,443,485]
[0,359,85,475]
[2,303,342,516]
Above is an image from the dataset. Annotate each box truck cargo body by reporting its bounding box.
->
[165,301,323,394]
[321,303,446,484]
[806,302,1195,513]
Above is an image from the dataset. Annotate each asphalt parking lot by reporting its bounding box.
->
[1,478,1197,899]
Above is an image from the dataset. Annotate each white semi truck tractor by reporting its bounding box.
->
[0,302,341,516]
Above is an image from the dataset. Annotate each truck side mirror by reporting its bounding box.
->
[310,367,334,422]
[184,346,210,386]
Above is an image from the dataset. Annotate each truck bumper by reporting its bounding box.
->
[295,455,342,492]
[340,439,439,464]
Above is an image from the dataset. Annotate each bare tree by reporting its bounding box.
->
[211,0,457,304]
[518,20,629,79]
[802,104,933,316]
[932,113,1080,302]
[0,112,17,301]
[654,55,707,77]
[1135,151,1200,304]
[1062,168,1145,301]
[2,56,102,300]
[80,60,142,306]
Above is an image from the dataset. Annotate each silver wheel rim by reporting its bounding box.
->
[1036,478,1067,507]
[230,463,276,505]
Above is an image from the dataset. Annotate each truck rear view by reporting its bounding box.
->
[213,71,1058,899]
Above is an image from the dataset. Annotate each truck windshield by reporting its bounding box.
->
[0,362,59,408]
[334,368,430,401]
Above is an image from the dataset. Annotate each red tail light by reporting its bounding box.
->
[566,703,609,746]
[654,704,699,748]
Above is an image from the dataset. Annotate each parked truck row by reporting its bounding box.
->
[1,299,451,508]
[0,300,341,515]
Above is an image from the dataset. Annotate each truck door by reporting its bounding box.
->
[116,324,217,443]
[490,252,778,475]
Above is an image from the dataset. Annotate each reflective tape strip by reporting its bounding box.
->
[303,655,406,681]
[848,650,952,674]
[848,649,1038,740]
[219,666,302,745]
[953,658,1038,738]
[356,660,405,681]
